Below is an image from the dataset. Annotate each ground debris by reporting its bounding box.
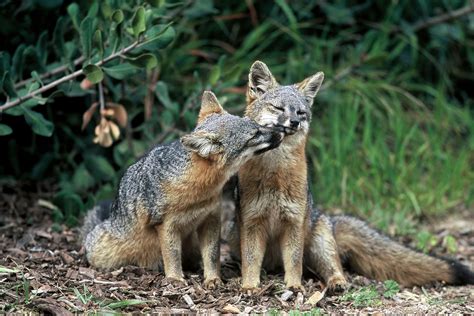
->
[0,181,473,314]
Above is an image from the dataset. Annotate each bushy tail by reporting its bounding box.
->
[80,200,112,243]
[332,216,474,286]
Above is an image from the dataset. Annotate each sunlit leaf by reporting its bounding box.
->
[83,64,104,84]
[132,6,146,38]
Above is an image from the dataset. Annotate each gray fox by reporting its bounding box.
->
[226,61,474,293]
[81,91,283,288]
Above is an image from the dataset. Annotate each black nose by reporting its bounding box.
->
[290,120,300,129]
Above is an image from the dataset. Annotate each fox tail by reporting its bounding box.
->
[332,215,474,286]
[80,200,112,243]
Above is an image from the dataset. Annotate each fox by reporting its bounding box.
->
[226,61,474,293]
[81,91,283,288]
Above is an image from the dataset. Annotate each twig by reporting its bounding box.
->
[0,41,139,113]
[14,56,85,89]
[412,3,474,32]
[98,82,105,112]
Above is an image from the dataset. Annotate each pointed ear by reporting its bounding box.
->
[247,61,278,102]
[296,72,324,103]
[198,91,225,123]
[181,131,223,158]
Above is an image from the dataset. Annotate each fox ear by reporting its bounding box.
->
[181,131,223,158]
[296,72,324,104]
[247,61,278,101]
[198,91,225,123]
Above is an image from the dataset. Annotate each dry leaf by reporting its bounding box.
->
[107,102,128,128]
[305,290,325,305]
[109,121,120,139]
[81,102,99,130]
[222,304,241,314]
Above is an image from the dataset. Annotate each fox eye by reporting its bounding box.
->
[272,105,284,112]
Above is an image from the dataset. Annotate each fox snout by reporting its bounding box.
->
[254,128,284,155]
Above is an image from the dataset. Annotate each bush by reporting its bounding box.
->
[0,0,472,233]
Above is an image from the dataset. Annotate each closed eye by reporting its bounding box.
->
[297,111,306,115]
[272,105,284,112]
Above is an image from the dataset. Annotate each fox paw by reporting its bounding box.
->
[204,277,223,290]
[287,283,306,294]
[242,285,261,295]
[326,275,348,295]
[164,276,188,287]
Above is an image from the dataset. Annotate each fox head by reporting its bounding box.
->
[245,61,324,139]
[181,91,283,170]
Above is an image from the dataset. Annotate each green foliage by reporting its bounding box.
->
[383,280,400,298]
[0,1,472,233]
[340,286,382,307]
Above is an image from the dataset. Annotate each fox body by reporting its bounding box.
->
[228,61,474,292]
[82,91,282,288]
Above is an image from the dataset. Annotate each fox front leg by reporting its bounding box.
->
[158,221,186,284]
[197,211,222,289]
[240,221,267,292]
[280,220,305,291]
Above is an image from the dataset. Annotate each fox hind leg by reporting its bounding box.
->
[305,214,348,294]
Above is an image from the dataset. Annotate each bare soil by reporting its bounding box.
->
[1,181,473,314]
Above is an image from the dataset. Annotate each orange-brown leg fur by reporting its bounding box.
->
[305,215,347,293]
[241,220,267,291]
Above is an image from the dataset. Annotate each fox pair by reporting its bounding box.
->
[82,61,474,291]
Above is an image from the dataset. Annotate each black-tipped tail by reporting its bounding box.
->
[446,258,474,285]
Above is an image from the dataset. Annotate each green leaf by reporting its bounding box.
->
[137,24,175,52]
[23,107,54,137]
[80,16,93,62]
[0,51,10,74]
[131,6,146,38]
[209,64,221,85]
[87,1,99,17]
[94,29,104,60]
[72,163,96,192]
[84,155,115,181]
[83,64,104,83]
[111,9,124,24]
[31,71,43,86]
[107,299,147,309]
[12,44,26,81]
[36,31,48,67]
[2,72,17,98]
[103,63,139,80]
[125,53,158,69]
[31,153,54,179]
[53,191,84,226]
[0,123,13,136]
[67,3,81,30]
[146,0,165,7]
[53,16,67,58]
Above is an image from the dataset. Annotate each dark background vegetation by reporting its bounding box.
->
[0,0,473,244]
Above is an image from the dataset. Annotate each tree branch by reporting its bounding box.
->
[0,41,139,113]
[14,56,85,89]
[412,3,474,32]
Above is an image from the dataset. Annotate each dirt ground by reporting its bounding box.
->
[1,181,473,314]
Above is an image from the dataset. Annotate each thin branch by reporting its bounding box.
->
[0,41,139,113]
[14,56,85,89]
[98,81,105,112]
[412,3,474,32]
